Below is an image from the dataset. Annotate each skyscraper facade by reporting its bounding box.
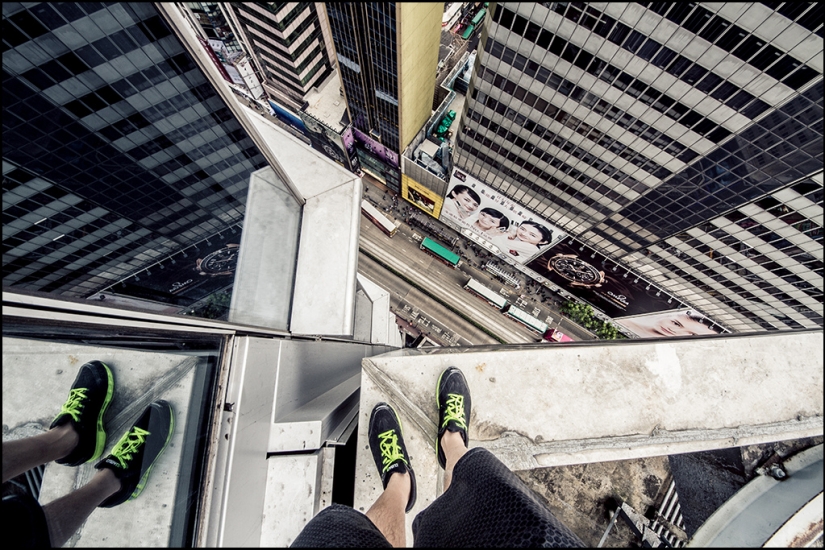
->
[222,2,335,111]
[325,2,442,154]
[2,2,269,300]
[453,2,822,332]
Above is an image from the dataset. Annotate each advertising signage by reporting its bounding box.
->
[109,229,241,306]
[267,99,306,133]
[526,238,683,319]
[299,111,352,171]
[440,169,566,264]
[351,127,401,192]
[402,175,443,218]
[351,128,399,167]
[615,309,724,338]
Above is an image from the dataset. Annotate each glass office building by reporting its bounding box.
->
[454,2,822,332]
[3,3,379,546]
[3,2,268,307]
[221,2,334,111]
[325,3,442,155]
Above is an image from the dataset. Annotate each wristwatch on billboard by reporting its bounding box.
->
[196,244,239,276]
[545,253,606,288]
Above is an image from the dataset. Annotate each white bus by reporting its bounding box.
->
[463,277,509,310]
[361,200,399,237]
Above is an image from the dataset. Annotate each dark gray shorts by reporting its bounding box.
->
[3,492,52,548]
[291,447,585,547]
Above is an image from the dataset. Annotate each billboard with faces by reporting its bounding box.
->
[440,169,566,264]
[615,309,725,339]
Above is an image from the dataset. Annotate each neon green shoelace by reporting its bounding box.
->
[442,393,466,430]
[110,426,150,469]
[378,429,406,473]
[58,388,88,422]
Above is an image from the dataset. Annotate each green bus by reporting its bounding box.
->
[461,23,475,40]
[420,237,461,268]
[471,8,486,26]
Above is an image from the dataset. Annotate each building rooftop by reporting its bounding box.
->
[304,69,348,133]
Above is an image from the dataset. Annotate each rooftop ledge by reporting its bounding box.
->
[230,106,362,337]
[354,330,824,544]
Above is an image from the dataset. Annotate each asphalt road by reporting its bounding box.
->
[357,179,597,345]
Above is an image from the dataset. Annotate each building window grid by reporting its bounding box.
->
[457,122,605,223]
[650,249,793,332]
[455,138,593,222]
[545,2,820,94]
[616,81,823,245]
[4,4,268,298]
[363,3,399,151]
[471,75,662,193]
[459,124,619,216]
[464,118,617,212]
[505,2,775,136]
[480,38,700,176]
[468,102,636,205]
[678,232,820,313]
[641,188,824,317]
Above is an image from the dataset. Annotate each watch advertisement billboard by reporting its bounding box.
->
[526,238,683,319]
[440,169,566,264]
[106,229,241,307]
[402,175,443,218]
[615,309,724,338]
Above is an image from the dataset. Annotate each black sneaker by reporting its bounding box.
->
[51,360,114,467]
[436,367,471,469]
[368,402,417,513]
[95,400,174,508]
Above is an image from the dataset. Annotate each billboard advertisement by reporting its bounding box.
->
[441,169,566,264]
[351,128,399,167]
[197,36,232,84]
[526,238,683,319]
[267,98,307,133]
[300,111,351,170]
[341,127,361,173]
[615,309,724,338]
[108,229,241,306]
[351,127,400,192]
[402,175,443,218]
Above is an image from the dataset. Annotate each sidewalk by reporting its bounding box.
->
[361,179,596,342]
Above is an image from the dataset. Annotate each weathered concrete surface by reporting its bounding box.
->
[2,338,196,547]
[515,455,672,547]
[354,330,823,545]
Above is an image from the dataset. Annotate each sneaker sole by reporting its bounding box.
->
[129,406,175,501]
[91,362,114,463]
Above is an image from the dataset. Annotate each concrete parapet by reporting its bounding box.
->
[354,330,823,543]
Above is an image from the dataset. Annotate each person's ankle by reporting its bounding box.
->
[387,470,411,499]
[50,422,80,455]
[440,429,466,450]
[93,464,122,495]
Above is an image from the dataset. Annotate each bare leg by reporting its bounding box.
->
[2,423,79,483]
[365,471,411,548]
[442,430,468,492]
[42,467,121,548]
